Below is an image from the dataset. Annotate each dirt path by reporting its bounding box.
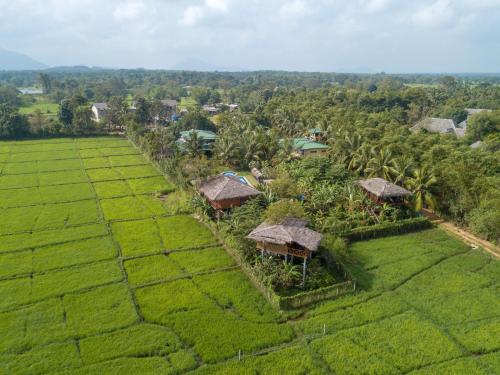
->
[421,209,499,259]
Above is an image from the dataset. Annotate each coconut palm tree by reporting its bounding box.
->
[391,155,414,184]
[365,147,396,180]
[214,135,239,166]
[348,145,370,175]
[406,166,438,211]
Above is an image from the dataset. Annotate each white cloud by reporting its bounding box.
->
[205,0,230,12]
[362,0,392,13]
[180,5,204,26]
[279,0,311,18]
[113,0,146,22]
[412,0,454,27]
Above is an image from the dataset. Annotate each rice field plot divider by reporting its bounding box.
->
[130,265,241,290]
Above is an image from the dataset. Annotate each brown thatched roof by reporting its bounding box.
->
[358,178,412,199]
[198,175,261,201]
[247,218,323,252]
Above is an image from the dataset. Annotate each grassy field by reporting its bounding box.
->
[0,137,498,374]
[19,101,59,116]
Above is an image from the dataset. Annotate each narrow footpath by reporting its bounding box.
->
[422,208,499,259]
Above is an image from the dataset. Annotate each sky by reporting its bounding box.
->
[1,0,500,72]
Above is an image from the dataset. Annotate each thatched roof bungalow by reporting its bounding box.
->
[247,218,322,259]
[198,175,261,210]
[247,218,323,285]
[358,177,412,204]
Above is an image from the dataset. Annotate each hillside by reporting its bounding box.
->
[0,48,47,71]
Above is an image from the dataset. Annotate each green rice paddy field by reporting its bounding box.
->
[0,137,498,374]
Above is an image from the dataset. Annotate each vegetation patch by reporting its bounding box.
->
[157,215,218,250]
[127,176,176,195]
[64,283,138,336]
[111,219,163,257]
[124,254,185,286]
[170,247,235,274]
[93,180,134,199]
[79,323,181,365]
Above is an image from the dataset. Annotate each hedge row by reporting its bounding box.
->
[341,217,433,242]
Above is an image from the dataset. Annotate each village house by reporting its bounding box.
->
[410,109,491,138]
[291,138,329,157]
[410,117,462,137]
[198,174,262,210]
[177,129,218,152]
[358,177,412,205]
[91,102,108,122]
[202,105,220,115]
[247,218,323,286]
[307,128,324,141]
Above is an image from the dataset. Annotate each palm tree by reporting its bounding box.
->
[365,147,396,180]
[185,131,202,158]
[391,155,414,185]
[348,145,370,175]
[406,166,438,211]
[214,135,239,166]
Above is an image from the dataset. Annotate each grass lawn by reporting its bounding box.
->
[0,136,498,374]
[19,101,59,116]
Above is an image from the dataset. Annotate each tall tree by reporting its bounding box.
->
[58,99,73,129]
[37,73,53,94]
[72,105,93,134]
[406,166,438,211]
[0,104,29,138]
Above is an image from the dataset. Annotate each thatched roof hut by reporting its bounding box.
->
[198,175,261,210]
[247,218,323,286]
[247,218,322,255]
[358,177,411,204]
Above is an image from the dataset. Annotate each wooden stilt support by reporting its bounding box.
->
[302,257,307,288]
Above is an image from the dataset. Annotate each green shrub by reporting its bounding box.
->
[342,217,432,241]
[264,199,306,224]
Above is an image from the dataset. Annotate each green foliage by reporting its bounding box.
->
[341,216,432,241]
[264,199,307,224]
[466,110,500,142]
[0,104,29,138]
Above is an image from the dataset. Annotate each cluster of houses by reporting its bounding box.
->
[202,103,239,115]
[91,99,184,125]
[176,127,329,157]
[410,108,490,139]
[196,172,411,285]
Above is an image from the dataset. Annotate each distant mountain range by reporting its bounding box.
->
[0,47,48,71]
